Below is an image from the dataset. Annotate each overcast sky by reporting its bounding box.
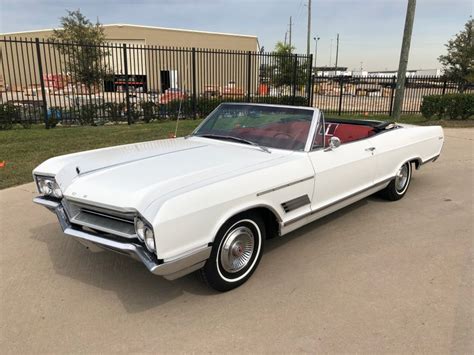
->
[0,0,472,71]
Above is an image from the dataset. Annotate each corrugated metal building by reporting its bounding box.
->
[0,24,259,93]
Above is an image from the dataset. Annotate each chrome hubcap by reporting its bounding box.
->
[395,164,409,191]
[220,226,255,273]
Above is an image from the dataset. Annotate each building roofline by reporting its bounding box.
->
[1,23,258,40]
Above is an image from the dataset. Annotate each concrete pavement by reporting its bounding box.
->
[1,128,472,353]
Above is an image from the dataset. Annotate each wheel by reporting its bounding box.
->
[200,212,265,292]
[379,162,412,201]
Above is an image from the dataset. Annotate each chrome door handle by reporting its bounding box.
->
[365,147,376,152]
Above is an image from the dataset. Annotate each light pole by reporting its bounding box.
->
[313,36,320,75]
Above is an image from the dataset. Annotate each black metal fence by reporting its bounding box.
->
[0,37,471,128]
[0,37,312,127]
[311,75,473,116]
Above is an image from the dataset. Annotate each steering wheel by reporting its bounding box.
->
[273,132,294,140]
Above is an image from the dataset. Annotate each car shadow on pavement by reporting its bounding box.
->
[28,193,389,313]
[264,198,371,254]
[30,223,217,313]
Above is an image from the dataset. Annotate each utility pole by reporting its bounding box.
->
[334,33,340,72]
[392,0,417,119]
[289,16,293,48]
[306,0,312,56]
[329,39,333,67]
[284,31,288,45]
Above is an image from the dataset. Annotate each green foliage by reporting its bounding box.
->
[46,107,61,128]
[125,103,141,124]
[140,101,157,123]
[51,10,109,92]
[421,94,474,120]
[103,102,125,123]
[0,104,17,130]
[77,104,98,125]
[268,42,310,88]
[438,18,474,92]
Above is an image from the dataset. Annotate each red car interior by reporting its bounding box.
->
[233,120,376,150]
[327,122,376,143]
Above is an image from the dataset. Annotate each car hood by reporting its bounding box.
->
[36,137,292,212]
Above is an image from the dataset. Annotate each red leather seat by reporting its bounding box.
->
[332,123,374,144]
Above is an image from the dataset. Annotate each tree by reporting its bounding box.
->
[438,18,474,92]
[271,42,309,89]
[51,10,109,96]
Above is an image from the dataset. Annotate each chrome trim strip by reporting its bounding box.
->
[257,175,314,196]
[281,195,311,213]
[304,108,321,152]
[284,177,393,226]
[420,154,440,166]
[33,197,60,209]
[64,197,138,214]
[69,212,136,239]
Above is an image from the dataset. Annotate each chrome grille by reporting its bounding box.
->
[63,199,137,239]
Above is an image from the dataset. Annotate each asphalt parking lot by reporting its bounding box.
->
[1,128,472,353]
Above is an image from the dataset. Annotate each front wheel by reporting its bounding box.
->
[200,212,265,292]
[379,162,412,201]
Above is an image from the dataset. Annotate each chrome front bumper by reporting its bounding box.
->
[33,197,211,280]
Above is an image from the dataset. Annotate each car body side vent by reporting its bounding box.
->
[281,195,311,213]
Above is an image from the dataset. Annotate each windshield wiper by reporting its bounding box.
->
[194,134,271,153]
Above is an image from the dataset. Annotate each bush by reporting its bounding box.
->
[46,107,61,128]
[103,102,125,123]
[421,93,474,120]
[0,103,17,130]
[140,101,157,123]
[77,104,98,125]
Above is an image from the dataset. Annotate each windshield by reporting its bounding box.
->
[193,104,314,151]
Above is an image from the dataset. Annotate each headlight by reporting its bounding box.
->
[134,217,155,252]
[135,218,146,241]
[144,228,156,252]
[36,176,63,199]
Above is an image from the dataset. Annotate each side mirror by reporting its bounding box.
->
[327,136,341,150]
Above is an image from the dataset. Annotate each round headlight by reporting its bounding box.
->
[144,227,155,252]
[135,219,145,241]
[39,179,53,195]
[52,186,63,198]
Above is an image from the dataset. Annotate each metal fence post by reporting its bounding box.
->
[246,51,252,103]
[123,43,131,125]
[389,75,396,116]
[292,54,298,104]
[337,76,344,116]
[442,78,447,95]
[306,54,313,106]
[35,38,49,128]
[192,48,197,119]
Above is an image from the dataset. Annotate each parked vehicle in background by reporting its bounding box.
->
[158,88,188,104]
[221,81,244,97]
[201,85,221,99]
[33,103,444,291]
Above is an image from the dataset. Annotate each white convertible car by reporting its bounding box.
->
[33,103,444,291]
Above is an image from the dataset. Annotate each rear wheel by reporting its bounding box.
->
[200,212,265,292]
[379,162,412,201]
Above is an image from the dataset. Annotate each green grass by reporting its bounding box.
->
[1,114,473,190]
[0,120,202,190]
